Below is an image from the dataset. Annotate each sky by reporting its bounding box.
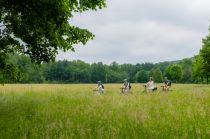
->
[57,0,210,64]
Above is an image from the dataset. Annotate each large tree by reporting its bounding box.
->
[164,64,183,83]
[0,0,105,82]
[0,0,106,64]
[199,32,210,83]
[135,69,148,83]
[192,26,210,84]
[152,68,163,83]
[192,55,205,83]
[91,62,106,83]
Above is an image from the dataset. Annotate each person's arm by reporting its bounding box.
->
[93,85,98,90]
[146,82,150,87]
[163,81,167,87]
[166,80,169,86]
[121,84,125,88]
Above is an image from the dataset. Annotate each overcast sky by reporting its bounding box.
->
[57,0,210,64]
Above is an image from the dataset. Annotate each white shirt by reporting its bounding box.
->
[147,81,155,90]
[98,84,104,93]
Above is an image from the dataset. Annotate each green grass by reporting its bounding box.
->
[0,84,210,139]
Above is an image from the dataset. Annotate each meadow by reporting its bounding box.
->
[0,84,210,139]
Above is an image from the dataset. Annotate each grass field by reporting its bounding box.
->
[0,84,210,139]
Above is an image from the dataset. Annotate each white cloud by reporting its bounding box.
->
[57,0,210,64]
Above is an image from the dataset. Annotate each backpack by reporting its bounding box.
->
[168,81,171,86]
[128,83,131,89]
[101,84,104,89]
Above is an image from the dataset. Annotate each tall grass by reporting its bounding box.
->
[0,84,210,138]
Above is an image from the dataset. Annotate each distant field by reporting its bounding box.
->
[0,84,210,138]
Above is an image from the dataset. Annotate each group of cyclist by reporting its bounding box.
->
[93,77,171,94]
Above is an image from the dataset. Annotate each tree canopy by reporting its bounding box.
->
[165,64,183,83]
[0,54,195,84]
[0,0,106,64]
[192,26,210,83]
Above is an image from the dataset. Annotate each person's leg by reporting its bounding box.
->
[121,88,123,93]
[166,86,170,91]
[122,88,125,93]
[163,85,167,92]
[161,86,164,91]
[147,89,152,92]
[127,88,130,93]
[128,89,132,93]
[99,88,103,93]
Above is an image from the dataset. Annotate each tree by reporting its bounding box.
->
[149,68,155,78]
[192,55,205,83]
[192,25,210,84]
[120,64,137,82]
[13,54,45,83]
[142,63,154,71]
[0,63,20,84]
[135,70,148,83]
[165,64,183,82]
[105,69,122,83]
[43,61,69,82]
[179,58,193,83]
[71,60,91,83]
[91,62,106,83]
[0,54,21,84]
[0,0,106,78]
[152,68,163,83]
[199,32,210,83]
[0,54,202,84]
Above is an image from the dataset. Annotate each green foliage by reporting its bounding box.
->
[179,58,193,83]
[200,34,210,83]
[0,0,106,63]
[192,55,205,83]
[91,62,106,83]
[152,68,163,83]
[120,64,138,82]
[44,60,91,83]
[0,54,21,84]
[8,54,45,83]
[0,0,106,81]
[105,62,128,83]
[0,64,20,84]
[0,54,198,84]
[192,25,210,83]
[165,64,183,82]
[135,70,149,83]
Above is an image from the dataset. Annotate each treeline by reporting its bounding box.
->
[192,30,210,83]
[0,54,198,84]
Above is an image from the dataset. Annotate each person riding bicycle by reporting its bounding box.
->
[121,79,131,93]
[93,81,104,93]
[162,77,171,91]
[145,77,157,92]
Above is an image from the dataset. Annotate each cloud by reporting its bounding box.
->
[57,0,210,64]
